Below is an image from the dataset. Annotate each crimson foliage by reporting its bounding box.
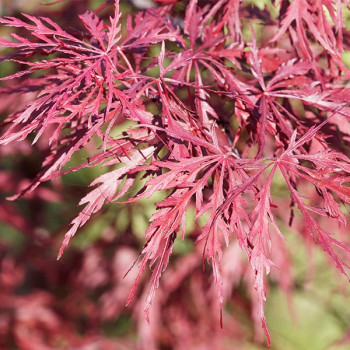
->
[1,0,350,345]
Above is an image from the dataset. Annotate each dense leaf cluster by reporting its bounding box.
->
[1,0,349,344]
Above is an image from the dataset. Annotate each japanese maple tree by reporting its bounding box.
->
[0,0,349,346]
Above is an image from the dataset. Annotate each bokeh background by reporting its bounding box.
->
[0,1,349,349]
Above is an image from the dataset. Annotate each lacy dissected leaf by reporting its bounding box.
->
[270,0,343,61]
[58,146,156,259]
